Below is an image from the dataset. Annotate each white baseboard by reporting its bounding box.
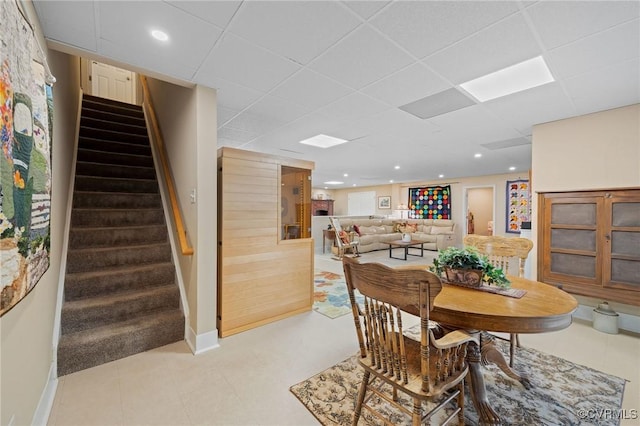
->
[573,304,640,334]
[186,326,220,355]
[32,362,58,426]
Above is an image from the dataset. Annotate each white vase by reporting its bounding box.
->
[401,233,411,242]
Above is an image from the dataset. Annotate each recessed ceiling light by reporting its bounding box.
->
[474,153,482,158]
[324,187,328,190]
[394,165,400,170]
[389,180,394,183]
[460,56,554,102]
[151,29,169,42]
[352,184,357,187]
[439,174,444,178]
[343,173,349,177]
[323,181,344,185]
[509,166,516,171]
[300,134,348,148]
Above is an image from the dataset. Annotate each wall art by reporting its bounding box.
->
[506,179,531,234]
[408,185,451,219]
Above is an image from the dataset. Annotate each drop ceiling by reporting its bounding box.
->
[33,1,640,188]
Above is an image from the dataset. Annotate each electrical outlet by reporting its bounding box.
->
[190,189,196,204]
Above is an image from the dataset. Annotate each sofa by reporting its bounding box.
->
[334,218,456,253]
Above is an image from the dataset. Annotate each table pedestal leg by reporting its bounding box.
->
[466,337,502,425]
[480,332,532,389]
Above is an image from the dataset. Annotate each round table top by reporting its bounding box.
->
[430,276,579,334]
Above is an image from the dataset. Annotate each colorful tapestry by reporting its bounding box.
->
[0,1,53,316]
[408,185,451,219]
[506,179,531,234]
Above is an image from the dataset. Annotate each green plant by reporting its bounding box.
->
[430,246,511,288]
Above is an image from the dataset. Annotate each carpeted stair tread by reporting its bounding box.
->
[57,309,184,376]
[80,126,149,145]
[64,262,176,301]
[75,175,159,193]
[78,137,152,156]
[66,242,172,273]
[69,224,167,248]
[71,208,165,227]
[80,116,148,135]
[75,161,155,180]
[73,191,161,209]
[82,96,144,116]
[82,107,146,126]
[77,148,154,167]
[61,284,180,334]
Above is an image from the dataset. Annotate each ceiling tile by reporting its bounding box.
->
[547,19,640,80]
[370,1,519,58]
[204,76,265,112]
[218,106,240,128]
[361,63,450,107]
[425,13,541,84]
[227,1,361,65]
[342,1,391,20]
[196,33,300,93]
[564,58,640,116]
[97,2,221,79]
[243,94,313,124]
[314,92,391,125]
[219,126,259,144]
[270,69,352,111]
[166,1,241,29]
[526,1,640,49]
[309,25,414,90]
[399,88,476,120]
[34,1,97,51]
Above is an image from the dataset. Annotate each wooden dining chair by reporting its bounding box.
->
[342,257,478,426]
[329,217,360,258]
[463,234,534,366]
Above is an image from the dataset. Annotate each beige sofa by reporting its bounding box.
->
[334,218,456,253]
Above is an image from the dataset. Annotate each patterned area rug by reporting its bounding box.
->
[290,337,626,425]
[314,270,362,319]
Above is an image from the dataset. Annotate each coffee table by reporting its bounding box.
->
[386,239,426,260]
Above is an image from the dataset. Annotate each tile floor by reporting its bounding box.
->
[48,252,640,426]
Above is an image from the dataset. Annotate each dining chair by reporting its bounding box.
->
[463,234,534,366]
[329,217,360,258]
[342,257,478,426]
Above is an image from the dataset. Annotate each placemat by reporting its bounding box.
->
[444,281,527,298]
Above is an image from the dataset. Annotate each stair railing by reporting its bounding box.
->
[139,75,194,256]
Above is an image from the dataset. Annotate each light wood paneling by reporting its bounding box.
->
[217,148,314,337]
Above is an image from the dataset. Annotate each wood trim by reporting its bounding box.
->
[139,75,194,256]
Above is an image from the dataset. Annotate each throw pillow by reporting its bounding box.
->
[404,223,418,233]
[353,224,361,236]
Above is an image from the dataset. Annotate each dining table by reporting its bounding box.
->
[428,275,579,425]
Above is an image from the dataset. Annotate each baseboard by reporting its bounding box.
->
[186,326,219,355]
[31,362,58,426]
[573,304,640,334]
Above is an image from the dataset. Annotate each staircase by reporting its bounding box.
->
[57,94,184,376]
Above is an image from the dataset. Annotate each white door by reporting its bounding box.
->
[91,61,134,104]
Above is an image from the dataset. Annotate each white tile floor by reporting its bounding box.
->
[48,252,640,426]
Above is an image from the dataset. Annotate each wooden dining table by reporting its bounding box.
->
[429,276,578,425]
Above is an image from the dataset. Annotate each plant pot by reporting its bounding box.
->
[444,267,483,288]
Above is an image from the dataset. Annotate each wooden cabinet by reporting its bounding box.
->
[312,199,333,216]
[217,148,315,337]
[538,189,640,305]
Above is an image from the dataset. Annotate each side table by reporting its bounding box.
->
[322,229,336,253]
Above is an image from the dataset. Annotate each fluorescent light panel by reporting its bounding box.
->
[460,56,554,102]
[299,134,348,148]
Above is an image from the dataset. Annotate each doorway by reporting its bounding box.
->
[84,60,136,104]
[463,186,495,236]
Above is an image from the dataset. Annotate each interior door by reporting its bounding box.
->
[91,61,134,104]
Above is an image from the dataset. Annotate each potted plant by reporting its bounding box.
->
[430,246,511,288]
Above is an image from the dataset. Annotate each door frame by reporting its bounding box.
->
[462,185,496,236]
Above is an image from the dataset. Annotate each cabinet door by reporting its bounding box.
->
[542,196,603,287]
[603,196,640,292]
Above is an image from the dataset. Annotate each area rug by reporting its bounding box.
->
[313,270,362,319]
[290,338,626,425]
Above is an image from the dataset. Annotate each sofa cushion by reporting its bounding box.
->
[431,226,452,234]
[358,226,376,235]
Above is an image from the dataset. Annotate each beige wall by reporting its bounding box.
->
[0,40,80,426]
[145,79,218,341]
[467,187,494,236]
[531,104,640,316]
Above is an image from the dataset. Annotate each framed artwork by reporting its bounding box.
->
[1,1,53,316]
[506,179,531,234]
[408,186,451,219]
[378,196,391,209]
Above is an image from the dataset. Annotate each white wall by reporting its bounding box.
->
[0,35,80,426]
